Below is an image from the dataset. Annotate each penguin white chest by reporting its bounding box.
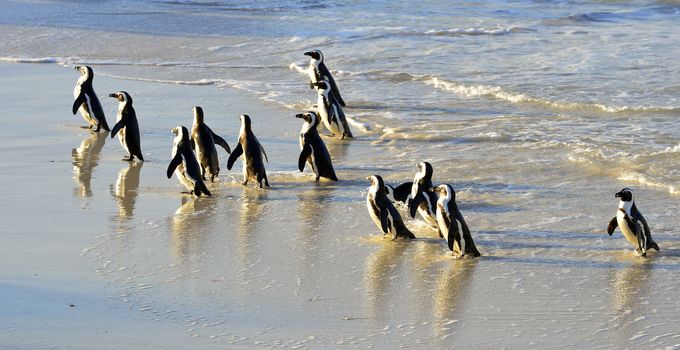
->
[616,210,639,247]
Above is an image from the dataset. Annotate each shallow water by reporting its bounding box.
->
[1,0,680,348]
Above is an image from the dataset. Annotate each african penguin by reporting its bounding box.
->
[296,111,338,181]
[433,184,481,258]
[109,91,143,162]
[607,188,659,256]
[72,66,109,132]
[227,115,270,188]
[407,162,438,227]
[313,80,353,139]
[366,175,416,240]
[167,126,211,197]
[190,106,231,182]
[304,50,346,106]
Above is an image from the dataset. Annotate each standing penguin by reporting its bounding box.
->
[227,115,269,188]
[433,184,481,258]
[296,111,338,181]
[314,80,353,139]
[407,162,438,227]
[109,91,143,162]
[366,175,416,240]
[72,66,109,132]
[190,106,231,182]
[607,188,659,256]
[167,126,211,197]
[304,50,346,106]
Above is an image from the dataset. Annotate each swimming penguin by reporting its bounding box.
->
[407,162,438,227]
[190,106,231,182]
[607,188,659,256]
[296,111,338,181]
[227,115,269,188]
[109,91,143,162]
[304,50,346,106]
[167,126,211,197]
[72,66,109,132]
[366,175,416,240]
[433,184,481,258]
[313,80,353,139]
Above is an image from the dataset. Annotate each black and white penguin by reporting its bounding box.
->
[407,162,438,227]
[190,106,231,182]
[227,115,269,188]
[313,80,353,139]
[167,126,211,197]
[366,175,416,240]
[296,111,338,181]
[109,91,143,162]
[72,66,109,132]
[304,50,346,106]
[607,188,659,256]
[433,184,481,258]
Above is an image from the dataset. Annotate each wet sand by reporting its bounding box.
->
[2,62,680,349]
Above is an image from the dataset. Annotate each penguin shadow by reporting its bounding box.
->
[110,161,143,221]
[606,258,654,347]
[170,196,216,264]
[237,187,269,268]
[431,258,480,344]
[71,131,107,198]
[363,239,411,324]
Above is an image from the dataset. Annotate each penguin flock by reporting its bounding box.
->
[71,51,661,258]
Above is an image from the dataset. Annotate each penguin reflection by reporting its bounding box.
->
[171,196,215,264]
[608,259,653,347]
[110,162,142,220]
[72,131,106,197]
[432,259,479,343]
[237,188,268,268]
[364,241,410,324]
[296,185,336,278]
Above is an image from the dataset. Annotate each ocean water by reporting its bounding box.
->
[2,0,680,348]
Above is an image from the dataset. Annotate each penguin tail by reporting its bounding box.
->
[648,240,660,251]
[195,182,211,197]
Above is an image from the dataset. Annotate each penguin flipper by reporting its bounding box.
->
[379,207,390,234]
[259,143,269,163]
[408,193,425,218]
[167,153,182,179]
[72,93,86,114]
[110,119,125,139]
[298,142,312,172]
[607,217,618,236]
[631,204,656,250]
[226,142,243,170]
[457,215,480,257]
[212,133,231,154]
[391,182,413,203]
[319,64,346,106]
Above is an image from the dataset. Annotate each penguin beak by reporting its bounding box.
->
[74,66,80,71]
[615,191,622,198]
[108,93,117,98]
[295,114,304,119]
[304,51,313,57]
[171,127,178,134]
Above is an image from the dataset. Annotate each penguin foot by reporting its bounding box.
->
[241,181,248,186]
[122,156,133,162]
[80,125,92,130]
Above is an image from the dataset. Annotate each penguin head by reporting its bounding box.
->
[615,188,633,202]
[295,111,319,127]
[239,114,252,131]
[433,184,455,201]
[367,175,385,189]
[193,106,204,124]
[109,91,133,104]
[171,125,190,142]
[415,161,433,181]
[304,50,323,61]
[75,66,93,79]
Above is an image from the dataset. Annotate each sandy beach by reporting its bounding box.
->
[1,61,679,349]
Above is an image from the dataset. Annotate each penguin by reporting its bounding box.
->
[227,115,269,188]
[407,162,438,227]
[167,126,211,197]
[607,188,659,256]
[296,111,338,181]
[190,106,231,182]
[366,175,416,240]
[109,91,143,162]
[72,66,109,132]
[304,50,346,106]
[313,80,353,139]
[433,184,481,258]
